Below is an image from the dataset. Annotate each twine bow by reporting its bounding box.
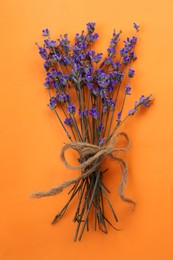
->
[31,132,135,206]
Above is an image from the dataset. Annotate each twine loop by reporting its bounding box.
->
[31,132,135,206]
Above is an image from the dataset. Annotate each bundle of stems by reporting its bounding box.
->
[32,22,152,241]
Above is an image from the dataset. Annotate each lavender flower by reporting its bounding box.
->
[38,46,47,60]
[52,53,62,62]
[97,72,110,88]
[130,36,137,44]
[125,86,131,95]
[117,111,122,122]
[107,47,116,56]
[59,34,70,53]
[64,117,73,126]
[36,22,152,242]
[99,138,104,146]
[90,108,99,119]
[48,97,57,109]
[44,60,52,71]
[120,48,128,57]
[87,33,99,43]
[44,39,57,49]
[42,28,50,37]
[92,87,99,96]
[98,123,104,132]
[128,108,137,116]
[135,95,152,107]
[85,73,93,82]
[128,68,135,78]
[86,50,95,58]
[129,95,152,116]
[122,56,130,65]
[67,103,76,114]
[57,92,69,103]
[129,51,137,60]
[105,57,113,65]
[86,22,96,34]
[44,77,50,89]
[92,53,103,63]
[134,22,140,32]
[86,82,94,90]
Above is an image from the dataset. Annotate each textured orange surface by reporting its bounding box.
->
[0,0,173,259]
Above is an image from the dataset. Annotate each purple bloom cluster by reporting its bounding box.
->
[90,108,99,119]
[128,95,152,116]
[48,97,57,110]
[42,28,50,37]
[128,68,135,78]
[67,103,76,114]
[37,21,152,147]
[125,86,131,95]
[86,22,96,34]
[64,117,73,126]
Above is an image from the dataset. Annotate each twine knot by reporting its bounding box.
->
[31,132,135,206]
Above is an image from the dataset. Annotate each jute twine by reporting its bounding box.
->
[30,132,135,206]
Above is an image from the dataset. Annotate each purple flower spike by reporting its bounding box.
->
[125,86,131,95]
[42,28,50,37]
[48,97,57,110]
[99,138,104,146]
[133,22,140,32]
[128,108,137,116]
[117,111,122,122]
[64,117,73,126]
[44,77,50,89]
[67,103,76,114]
[136,95,152,107]
[129,51,137,60]
[38,46,47,60]
[92,53,103,63]
[87,33,99,43]
[86,22,96,34]
[98,123,104,132]
[128,68,135,78]
[90,108,99,119]
[44,39,56,49]
[122,56,130,65]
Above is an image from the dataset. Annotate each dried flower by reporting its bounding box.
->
[64,118,73,126]
[33,22,153,242]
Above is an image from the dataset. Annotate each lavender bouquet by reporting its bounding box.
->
[31,22,152,241]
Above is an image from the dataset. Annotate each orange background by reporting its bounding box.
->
[0,0,173,259]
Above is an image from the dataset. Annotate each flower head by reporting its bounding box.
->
[64,117,73,126]
[44,39,57,49]
[125,85,131,95]
[86,22,96,34]
[117,111,122,122]
[48,97,57,110]
[134,22,140,32]
[92,53,103,63]
[90,108,99,119]
[98,123,104,133]
[128,68,135,78]
[99,138,104,146]
[87,33,99,43]
[42,28,50,37]
[67,103,76,114]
